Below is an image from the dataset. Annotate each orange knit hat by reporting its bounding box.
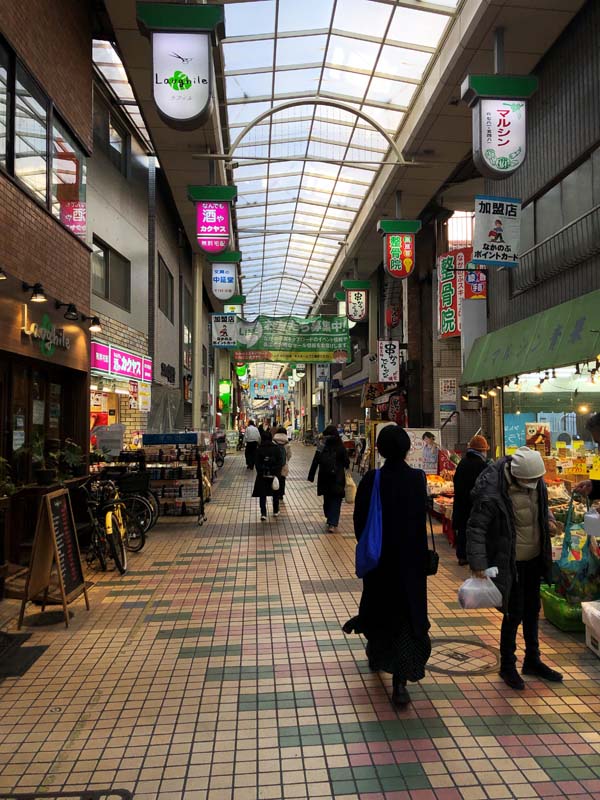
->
[469,434,490,451]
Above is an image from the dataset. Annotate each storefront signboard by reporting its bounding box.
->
[233,315,350,363]
[59,201,87,239]
[385,305,402,329]
[361,382,385,408]
[345,289,368,322]
[211,313,237,348]
[383,233,415,279]
[211,262,236,301]
[439,377,458,422]
[464,268,487,299]
[199,202,231,255]
[438,248,469,339]
[473,99,527,178]
[315,363,330,382]
[405,428,441,475]
[377,340,401,383]
[473,195,521,268]
[129,381,139,410]
[90,342,153,383]
[250,379,288,400]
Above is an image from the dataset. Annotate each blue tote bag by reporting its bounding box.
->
[355,469,382,578]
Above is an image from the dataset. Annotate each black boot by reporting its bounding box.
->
[499,666,525,690]
[391,675,410,707]
[522,659,563,682]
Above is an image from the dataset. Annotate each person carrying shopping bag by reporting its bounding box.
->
[253,431,284,521]
[273,426,292,502]
[308,425,349,532]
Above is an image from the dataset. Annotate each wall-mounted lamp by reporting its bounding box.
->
[22,281,47,303]
[0,266,7,281]
[81,314,102,334]
[488,388,497,397]
[55,301,80,321]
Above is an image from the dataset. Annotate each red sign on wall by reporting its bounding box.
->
[383,233,415,279]
[438,248,472,339]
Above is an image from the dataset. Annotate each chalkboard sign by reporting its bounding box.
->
[18,489,89,628]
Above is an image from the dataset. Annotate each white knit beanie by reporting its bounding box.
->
[510,446,546,489]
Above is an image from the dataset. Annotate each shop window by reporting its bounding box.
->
[14,63,48,203]
[51,118,86,238]
[93,92,128,176]
[109,118,127,173]
[0,43,8,168]
[159,257,174,323]
[92,237,131,311]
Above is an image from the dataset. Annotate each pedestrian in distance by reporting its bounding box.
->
[452,435,490,566]
[273,425,292,503]
[253,430,284,521]
[574,413,600,497]
[467,446,562,690]
[308,424,350,533]
[243,420,261,470]
[345,425,431,708]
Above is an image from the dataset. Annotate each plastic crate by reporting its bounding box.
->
[540,584,585,633]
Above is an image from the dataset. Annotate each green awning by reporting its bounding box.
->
[461,289,600,385]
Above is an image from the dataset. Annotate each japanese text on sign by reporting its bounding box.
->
[197,201,230,254]
[383,234,415,279]
[211,314,237,348]
[377,340,401,383]
[474,99,527,178]
[438,248,470,339]
[473,195,521,268]
[345,289,368,322]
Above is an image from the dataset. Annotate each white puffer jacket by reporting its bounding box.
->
[273,432,292,477]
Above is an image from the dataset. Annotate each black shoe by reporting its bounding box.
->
[391,684,410,707]
[368,659,377,672]
[499,667,525,690]
[522,660,563,682]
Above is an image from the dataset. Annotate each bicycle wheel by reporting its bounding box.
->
[123,509,146,552]
[144,490,160,528]
[106,509,128,574]
[122,494,153,533]
[215,452,224,469]
[87,523,107,571]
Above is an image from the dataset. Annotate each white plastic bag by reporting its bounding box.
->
[458,567,502,609]
[271,476,280,492]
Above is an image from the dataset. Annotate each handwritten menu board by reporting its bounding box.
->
[49,493,84,598]
[18,489,89,629]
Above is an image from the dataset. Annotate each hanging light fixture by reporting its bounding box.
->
[0,266,7,281]
[488,388,497,397]
[55,300,80,321]
[22,281,47,303]
[81,314,102,334]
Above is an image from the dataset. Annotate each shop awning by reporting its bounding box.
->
[461,289,600,385]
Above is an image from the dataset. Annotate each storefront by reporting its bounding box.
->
[90,341,152,453]
[0,276,89,485]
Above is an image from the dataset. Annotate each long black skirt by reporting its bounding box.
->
[364,617,431,681]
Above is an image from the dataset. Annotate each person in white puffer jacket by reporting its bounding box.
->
[273,426,292,502]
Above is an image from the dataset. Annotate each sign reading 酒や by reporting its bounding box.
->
[377,340,401,383]
[345,289,368,322]
[474,99,527,178]
[438,248,469,339]
[250,379,288,400]
[383,234,415,279]
[473,195,521,268]
[211,263,236,300]
[233,315,350,363]
[91,342,153,382]
[211,314,237,348]
[150,32,211,126]
[198,201,231,254]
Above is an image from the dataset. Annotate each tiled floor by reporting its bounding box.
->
[1,445,600,800]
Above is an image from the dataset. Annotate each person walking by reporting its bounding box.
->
[253,430,284,521]
[452,435,490,566]
[243,420,261,470]
[346,425,431,707]
[273,425,292,503]
[467,446,562,690]
[308,425,350,533]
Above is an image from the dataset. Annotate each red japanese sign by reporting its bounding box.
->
[383,233,415,279]
[385,305,402,329]
[438,248,471,339]
[196,201,231,254]
[464,267,487,299]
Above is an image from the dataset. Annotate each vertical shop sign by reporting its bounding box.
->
[345,289,368,322]
[211,263,236,299]
[439,378,458,422]
[383,234,415,279]
[60,202,87,239]
[129,381,139,410]
[464,267,487,299]
[198,201,231,254]
[385,305,402,329]
[438,248,471,339]
[315,363,331,382]
[377,340,400,383]
[473,195,521,268]
[211,313,237,348]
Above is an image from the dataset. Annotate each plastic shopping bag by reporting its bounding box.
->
[345,470,357,504]
[458,567,502,609]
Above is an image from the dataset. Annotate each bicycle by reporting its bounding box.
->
[100,468,159,533]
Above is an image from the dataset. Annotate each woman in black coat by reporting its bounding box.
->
[252,431,284,520]
[452,435,490,565]
[347,424,431,707]
[308,425,349,532]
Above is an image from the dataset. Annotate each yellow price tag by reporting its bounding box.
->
[573,440,584,450]
[590,456,600,481]
[556,441,566,450]
[506,446,518,455]
[571,461,589,475]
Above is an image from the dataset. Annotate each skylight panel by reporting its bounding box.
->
[387,7,450,49]
[223,39,275,72]
[276,35,327,67]
[332,0,393,38]
[225,1,276,36]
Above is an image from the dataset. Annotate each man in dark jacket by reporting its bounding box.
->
[574,413,600,498]
[452,435,490,566]
[467,447,562,690]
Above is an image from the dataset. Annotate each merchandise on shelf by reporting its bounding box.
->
[145,443,206,517]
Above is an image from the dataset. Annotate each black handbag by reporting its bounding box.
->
[426,507,439,576]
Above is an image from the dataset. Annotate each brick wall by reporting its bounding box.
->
[0,176,91,313]
[0,0,93,152]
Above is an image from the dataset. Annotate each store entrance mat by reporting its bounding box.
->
[0,791,133,800]
[0,632,48,680]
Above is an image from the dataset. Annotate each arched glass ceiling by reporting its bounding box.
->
[222,0,460,318]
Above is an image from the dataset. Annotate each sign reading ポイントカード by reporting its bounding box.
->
[473,195,521,268]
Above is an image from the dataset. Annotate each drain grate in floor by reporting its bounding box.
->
[426,637,500,676]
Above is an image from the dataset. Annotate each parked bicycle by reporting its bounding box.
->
[99,468,159,533]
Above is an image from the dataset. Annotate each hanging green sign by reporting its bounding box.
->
[231,315,350,363]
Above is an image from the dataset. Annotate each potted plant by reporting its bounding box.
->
[90,446,110,466]
[32,432,58,486]
[0,456,16,497]
[62,439,87,477]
